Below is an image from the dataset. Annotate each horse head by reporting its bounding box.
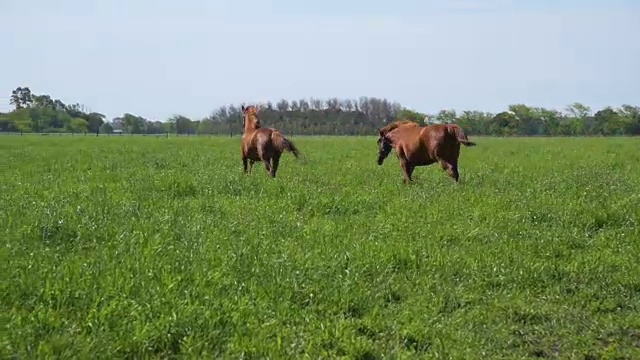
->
[376,129,393,165]
[241,104,261,130]
[376,120,419,165]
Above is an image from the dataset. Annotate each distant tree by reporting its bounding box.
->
[435,109,457,124]
[10,87,34,109]
[276,99,290,112]
[197,119,217,134]
[99,122,113,134]
[67,117,88,133]
[395,109,427,123]
[593,107,625,136]
[33,94,55,108]
[565,102,591,119]
[491,111,518,136]
[170,115,195,134]
[86,112,106,134]
[2,86,639,136]
[121,113,146,134]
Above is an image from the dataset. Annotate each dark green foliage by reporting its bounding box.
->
[3,87,105,134]
[2,87,639,136]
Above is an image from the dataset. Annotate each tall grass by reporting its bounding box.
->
[2,135,639,358]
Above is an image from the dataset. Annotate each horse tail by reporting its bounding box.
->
[272,131,300,159]
[451,125,477,147]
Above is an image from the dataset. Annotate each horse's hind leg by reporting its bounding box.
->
[440,159,459,182]
[262,156,273,176]
[270,153,281,178]
[242,156,249,174]
[248,160,255,174]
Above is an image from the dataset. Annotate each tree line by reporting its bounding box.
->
[1,86,639,136]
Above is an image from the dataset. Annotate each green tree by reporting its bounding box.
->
[618,105,640,135]
[99,122,113,134]
[197,119,217,134]
[170,115,195,135]
[491,111,518,136]
[435,109,457,124]
[33,94,55,108]
[394,109,427,123]
[67,117,89,133]
[593,107,624,136]
[565,102,591,119]
[86,113,106,134]
[2,87,639,136]
[121,113,146,134]
[10,87,34,109]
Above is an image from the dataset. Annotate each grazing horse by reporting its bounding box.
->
[376,120,476,183]
[240,104,300,177]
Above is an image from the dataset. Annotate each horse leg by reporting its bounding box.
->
[248,160,255,174]
[400,160,414,184]
[440,159,459,182]
[256,145,273,177]
[262,156,273,176]
[270,152,281,177]
[242,156,248,174]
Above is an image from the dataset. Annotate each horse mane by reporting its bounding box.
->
[378,119,421,137]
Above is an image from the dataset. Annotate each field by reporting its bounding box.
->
[2,135,640,359]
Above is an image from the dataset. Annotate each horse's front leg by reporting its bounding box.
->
[248,160,255,174]
[400,160,414,184]
[242,156,248,174]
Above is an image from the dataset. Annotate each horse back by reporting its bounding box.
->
[420,123,459,142]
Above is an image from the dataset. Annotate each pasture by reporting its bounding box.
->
[2,135,639,359]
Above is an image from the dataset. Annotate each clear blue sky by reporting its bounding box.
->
[1,0,639,121]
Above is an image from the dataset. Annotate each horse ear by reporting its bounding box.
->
[378,129,384,137]
[241,105,246,113]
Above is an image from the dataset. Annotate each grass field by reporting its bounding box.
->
[2,135,640,359]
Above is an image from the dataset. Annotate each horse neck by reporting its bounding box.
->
[243,116,260,132]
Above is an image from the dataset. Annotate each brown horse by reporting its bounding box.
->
[240,104,300,177]
[376,120,476,183]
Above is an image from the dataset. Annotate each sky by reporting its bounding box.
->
[1,0,639,121]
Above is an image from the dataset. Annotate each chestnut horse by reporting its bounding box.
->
[240,104,300,177]
[376,120,476,183]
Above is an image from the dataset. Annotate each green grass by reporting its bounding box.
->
[2,135,640,359]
